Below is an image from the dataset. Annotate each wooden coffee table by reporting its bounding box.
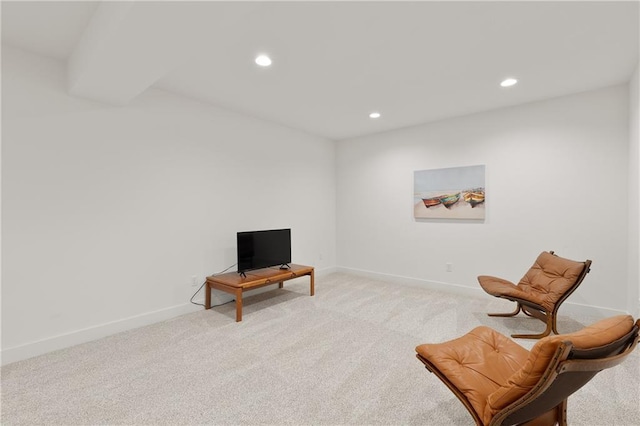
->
[205,264,314,322]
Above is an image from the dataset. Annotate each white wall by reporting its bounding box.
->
[630,62,640,316]
[2,43,636,365]
[337,85,630,315]
[1,46,337,364]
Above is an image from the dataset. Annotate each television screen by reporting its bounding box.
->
[237,228,291,273]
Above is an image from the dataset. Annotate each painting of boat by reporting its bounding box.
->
[422,197,442,208]
[463,190,485,208]
[439,193,461,209]
[414,165,485,220]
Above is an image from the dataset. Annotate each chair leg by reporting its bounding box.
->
[488,303,521,317]
[550,311,560,335]
[558,399,568,426]
[511,315,554,339]
[519,405,562,426]
[489,303,559,339]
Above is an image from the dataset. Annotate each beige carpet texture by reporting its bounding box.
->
[2,272,639,425]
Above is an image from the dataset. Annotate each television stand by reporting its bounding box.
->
[205,264,314,322]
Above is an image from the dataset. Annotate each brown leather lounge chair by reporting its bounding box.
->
[478,251,591,339]
[415,315,639,426]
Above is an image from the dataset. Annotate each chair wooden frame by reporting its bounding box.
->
[482,251,592,339]
[416,319,639,426]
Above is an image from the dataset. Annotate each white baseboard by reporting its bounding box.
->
[336,265,486,296]
[1,302,203,366]
[334,266,628,318]
[1,265,338,366]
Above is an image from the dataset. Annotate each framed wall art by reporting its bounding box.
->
[414,165,485,220]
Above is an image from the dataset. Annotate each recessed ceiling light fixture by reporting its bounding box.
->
[255,54,272,67]
[369,112,381,119]
[500,78,518,87]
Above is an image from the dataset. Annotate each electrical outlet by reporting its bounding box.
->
[446,262,453,272]
[191,275,198,287]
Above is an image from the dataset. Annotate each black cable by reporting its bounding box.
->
[190,263,237,308]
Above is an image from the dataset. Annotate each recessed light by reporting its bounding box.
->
[500,78,518,87]
[255,54,272,67]
[369,112,381,119]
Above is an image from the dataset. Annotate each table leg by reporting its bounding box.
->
[278,281,284,289]
[235,289,243,322]
[205,282,211,309]
[310,270,315,296]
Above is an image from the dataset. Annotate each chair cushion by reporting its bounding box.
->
[416,326,529,422]
[517,252,586,312]
[477,275,546,306]
[483,315,635,424]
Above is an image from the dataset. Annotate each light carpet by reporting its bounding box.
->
[1,272,639,425]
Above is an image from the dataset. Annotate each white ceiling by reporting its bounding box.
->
[2,1,639,140]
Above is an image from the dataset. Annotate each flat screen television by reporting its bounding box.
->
[237,228,291,274]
